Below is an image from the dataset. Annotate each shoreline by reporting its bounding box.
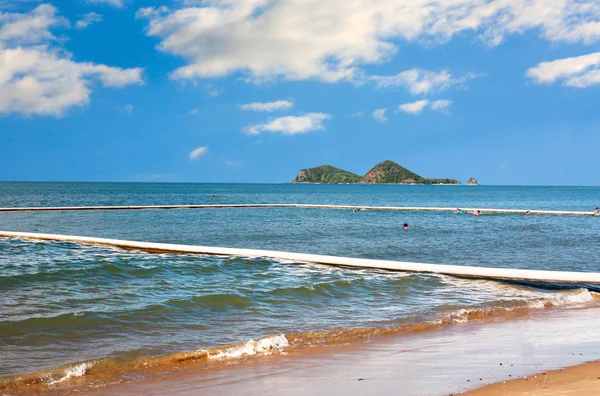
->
[41,306,600,396]
[4,289,600,395]
[464,361,600,395]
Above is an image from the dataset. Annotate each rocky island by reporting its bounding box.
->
[293,165,363,184]
[293,160,460,185]
[466,177,478,185]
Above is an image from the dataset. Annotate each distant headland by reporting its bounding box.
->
[293,160,476,185]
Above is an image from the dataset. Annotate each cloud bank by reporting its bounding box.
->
[138,0,600,83]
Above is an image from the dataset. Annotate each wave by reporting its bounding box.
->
[0,258,210,287]
[0,334,291,395]
[169,293,253,310]
[46,363,93,386]
[2,291,254,325]
[205,334,288,360]
[437,288,598,324]
[2,288,598,395]
[264,278,367,298]
[0,240,229,288]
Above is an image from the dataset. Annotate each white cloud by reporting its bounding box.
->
[371,69,478,94]
[137,1,600,83]
[526,52,600,88]
[240,100,294,112]
[397,99,453,114]
[430,99,453,114]
[397,100,430,115]
[245,113,331,135]
[0,3,67,45]
[189,108,198,115]
[372,108,387,123]
[0,47,143,116]
[189,146,208,160]
[86,0,124,8]
[350,111,364,117]
[124,104,133,113]
[0,5,143,116]
[76,12,102,30]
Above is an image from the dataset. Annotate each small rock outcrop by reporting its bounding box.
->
[466,177,479,185]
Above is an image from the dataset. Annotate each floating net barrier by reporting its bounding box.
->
[2,230,600,286]
[0,203,597,216]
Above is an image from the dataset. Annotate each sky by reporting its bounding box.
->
[1,0,600,185]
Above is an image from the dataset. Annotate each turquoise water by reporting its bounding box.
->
[1,183,599,390]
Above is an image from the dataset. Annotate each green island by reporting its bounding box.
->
[293,160,462,185]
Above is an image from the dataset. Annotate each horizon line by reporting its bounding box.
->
[0,180,599,187]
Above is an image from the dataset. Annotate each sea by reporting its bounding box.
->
[1,182,599,393]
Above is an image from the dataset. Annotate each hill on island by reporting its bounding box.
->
[293,165,363,184]
[293,160,460,184]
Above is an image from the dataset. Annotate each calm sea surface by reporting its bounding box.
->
[1,183,599,390]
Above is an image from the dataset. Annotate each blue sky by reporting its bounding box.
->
[1,0,599,185]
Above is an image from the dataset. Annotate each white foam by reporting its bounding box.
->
[527,300,547,309]
[206,335,289,360]
[442,289,598,325]
[548,289,596,305]
[446,309,471,324]
[47,362,92,385]
[526,289,596,309]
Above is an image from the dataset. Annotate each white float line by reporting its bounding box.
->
[296,204,593,216]
[2,230,599,285]
[0,203,595,216]
[0,204,296,212]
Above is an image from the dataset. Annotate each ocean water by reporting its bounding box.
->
[1,182,599,393]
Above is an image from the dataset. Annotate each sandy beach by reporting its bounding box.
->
[63,307,600,396]
[465,361,600,395]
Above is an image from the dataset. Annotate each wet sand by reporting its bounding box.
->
[465,361,600,395]
[76,307,600,396]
